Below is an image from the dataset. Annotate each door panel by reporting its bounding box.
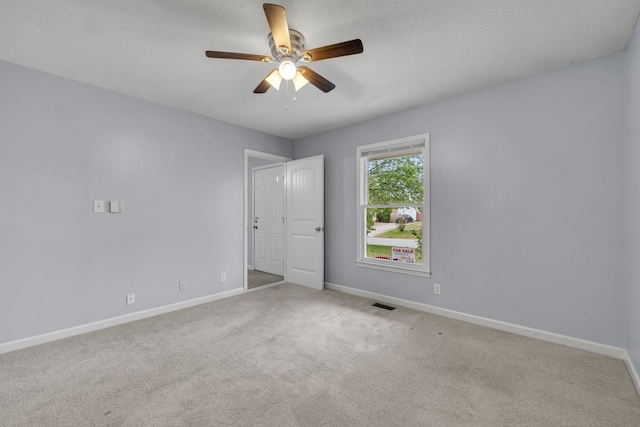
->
[286,155,324,289]
[253,166,284,276]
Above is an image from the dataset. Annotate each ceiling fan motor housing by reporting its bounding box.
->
[269,29,305,62]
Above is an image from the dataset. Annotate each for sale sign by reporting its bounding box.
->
[392,247,415,263]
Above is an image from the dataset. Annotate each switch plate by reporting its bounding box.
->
[220,273,227,282]
[179,281,185,291]
[110,201,124,213]
[126,293,135,305]
[434,284,441,295]
[93,200,105,213]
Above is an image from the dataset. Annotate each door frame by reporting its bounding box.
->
[244,149,291,291]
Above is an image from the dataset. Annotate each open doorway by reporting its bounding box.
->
[244,150,325,292]
[251,164,284,287]
[244,149,290,291]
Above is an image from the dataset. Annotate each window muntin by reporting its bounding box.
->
[357,134,430,276]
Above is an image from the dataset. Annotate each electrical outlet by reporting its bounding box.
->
[179,281,185,291]
[220,273,227,282]
[434,284,441,295]
[126,293,135,305]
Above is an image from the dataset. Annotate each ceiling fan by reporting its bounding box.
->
[205,3,363,94]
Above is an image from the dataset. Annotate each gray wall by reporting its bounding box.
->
[1,40,636,361]
[626,20,640,377]
[294,52,627,347]
[0,60,293,344]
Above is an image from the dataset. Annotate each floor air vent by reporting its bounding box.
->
[372,302,396,310]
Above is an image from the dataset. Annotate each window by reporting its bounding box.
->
[356,134,430,277]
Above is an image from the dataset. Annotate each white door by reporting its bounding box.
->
[285,155,324,290]
[254,165,285,276]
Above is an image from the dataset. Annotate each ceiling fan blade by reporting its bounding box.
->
[263,3,291,54]
[254,69,283,93]
[300,39,363,62]
[254,79,272,94]
[205,51,272,62]
[298,66,335,93]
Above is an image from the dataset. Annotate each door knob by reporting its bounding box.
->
[254,226,258,229]
[315,226,325,232]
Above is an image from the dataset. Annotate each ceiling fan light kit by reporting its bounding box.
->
[264,69,283,90]
[205,3,363,94]
[278,57,297,80]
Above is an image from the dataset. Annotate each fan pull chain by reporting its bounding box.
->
[284,80,297,110]
[285,79,290,110]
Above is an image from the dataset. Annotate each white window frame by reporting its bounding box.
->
[356,133,431,277]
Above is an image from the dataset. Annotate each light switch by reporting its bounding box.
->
[109,201,124,213]
[93,200,105,213]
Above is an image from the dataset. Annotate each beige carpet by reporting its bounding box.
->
[1,283,639,426]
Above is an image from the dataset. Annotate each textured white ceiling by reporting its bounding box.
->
[1,0,639,139]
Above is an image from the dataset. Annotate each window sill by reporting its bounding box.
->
[356,260,431,278]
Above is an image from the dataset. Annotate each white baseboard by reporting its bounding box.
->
[247,265,254,270]
[623,350,640,396]
[325,282,627,360]
[0,287,245,355]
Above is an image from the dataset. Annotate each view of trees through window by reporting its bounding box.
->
[365,153,424,264]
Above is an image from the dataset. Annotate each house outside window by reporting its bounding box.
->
[356,134,430,277]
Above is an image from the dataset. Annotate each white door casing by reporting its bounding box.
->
[285,155,324,290]
[253,165,285,276]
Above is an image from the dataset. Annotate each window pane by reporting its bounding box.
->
[367,154,424,205]
[366,207,423,265]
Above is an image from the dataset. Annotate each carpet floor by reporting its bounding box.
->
[1,283,639,426]
[247,269,284,289]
